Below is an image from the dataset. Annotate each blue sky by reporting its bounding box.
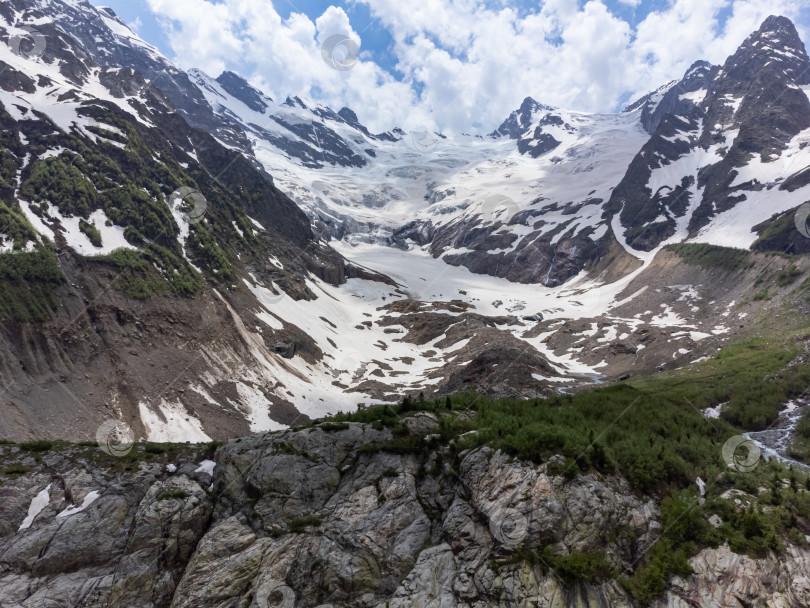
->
[90,0,747,78]
[88,0,810,132]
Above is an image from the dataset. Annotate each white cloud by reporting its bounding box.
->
[145,0,414,132]
[143,0,810,134]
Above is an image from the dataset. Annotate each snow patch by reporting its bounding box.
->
[56,490,100,518]
[19,484,51,530]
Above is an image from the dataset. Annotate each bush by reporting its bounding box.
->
[79,219,102,247]
[157,489,189,501]
[20,440,53,452]
[553,551,615,586]
[318,422,350,433]
[289,516,322,533]
[753,288,770,301]
[666,243,753,272]
[624,539,693,604]
[0,245,64,321]
[776,263,802,287]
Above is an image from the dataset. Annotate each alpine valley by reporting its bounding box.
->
[4,1,810,607]
[1,0,809,441]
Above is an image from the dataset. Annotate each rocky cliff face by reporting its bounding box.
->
[2,414,810,608]
[610,15,810,252]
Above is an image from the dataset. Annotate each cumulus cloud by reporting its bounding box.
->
[144,0,810,133]
[128,16,143,34]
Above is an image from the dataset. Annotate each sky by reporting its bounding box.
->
[88,0,810,134]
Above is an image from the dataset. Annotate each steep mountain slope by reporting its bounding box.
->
[0,2,389,440]
[1,0,254,156]
[610,15,810,252]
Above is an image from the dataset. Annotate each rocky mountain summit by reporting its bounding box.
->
[2,408,810,608]
[610,15,810,252]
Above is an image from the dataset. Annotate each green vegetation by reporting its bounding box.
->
[289,515,322,533]
[157,489,189,501]
[665,243,754,272]
[3,103,263,306]
[0,200,37,250]
[1,321,808,604]
[553,550,616,586]
[19,440,54,453]
[318,421,350,433]
[751,210,807,254]
[79,219,102,247]
[0,91,309,317]
[777,263,803,287]
[4,463,28,475]
[624,538,693,603]
[508,547,615,586]
[629,336,810,431]
[186,222,233,282]
[88,247,203,299]
[0,245,65,321]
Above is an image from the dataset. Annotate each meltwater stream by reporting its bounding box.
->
[745,399,810,472]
